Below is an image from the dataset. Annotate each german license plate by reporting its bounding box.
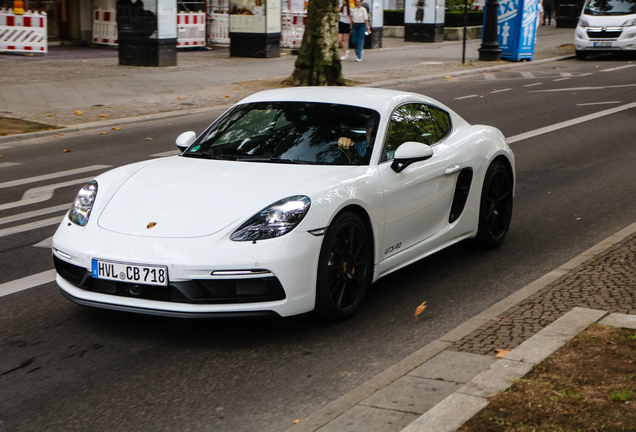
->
[91,259,168,286]
[594,42,612,48]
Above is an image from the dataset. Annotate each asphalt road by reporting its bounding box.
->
[1,55,635,432]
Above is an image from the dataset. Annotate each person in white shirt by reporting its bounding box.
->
[350,0,370,61]
[338,0,353,60]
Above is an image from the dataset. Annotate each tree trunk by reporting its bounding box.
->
[284,0,345,86]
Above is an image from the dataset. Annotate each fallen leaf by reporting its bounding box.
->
[45,113,53,116]
[99,132,107,135]
[0,155,3,158]
[99,114,106,118]
[77,71,81,74]
[414,301,427,316]
[176,96,181,99]
[63,148,71,153]
[444,76,452,79]
[145,137,153,141]
[59,133,65,136]
[82,60,87,62]
[225,95,230,98]
[166,123,172,125]
[75,110,83,115]
[108,106,113,108]
[206,105,211,108]
[112,127,120,130]
[293,420,301,424]
[494,349,509,358]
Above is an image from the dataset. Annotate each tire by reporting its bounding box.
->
[475,160,513,248]
[314,212,373,321]
[575,50,587,60]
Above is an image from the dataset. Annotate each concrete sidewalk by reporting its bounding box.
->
[287,221,636,432]
[0,25,575,131]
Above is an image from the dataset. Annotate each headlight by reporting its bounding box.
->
[68,180,98,226]
[623,19,636,27]
[230,196,311,241]
[578,18,589,28]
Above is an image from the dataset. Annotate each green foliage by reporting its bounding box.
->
[610,390,634,402]
[384,9,404,26]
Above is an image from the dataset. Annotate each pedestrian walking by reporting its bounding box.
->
[350,0,370,62]
[543,0,553,25]
[338,0,352,60]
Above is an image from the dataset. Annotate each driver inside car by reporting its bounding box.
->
[337,117,375,158]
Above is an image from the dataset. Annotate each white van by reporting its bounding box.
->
[574,0,636,59]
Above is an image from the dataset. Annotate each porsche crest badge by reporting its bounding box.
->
[147,222,158,229]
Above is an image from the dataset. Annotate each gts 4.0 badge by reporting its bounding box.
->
[385,242,402,255]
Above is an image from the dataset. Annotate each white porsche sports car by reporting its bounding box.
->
[52,88,514,321]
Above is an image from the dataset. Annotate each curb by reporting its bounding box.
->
[0,55,573,147]
[286,218,636,432]
[402,307,636,432]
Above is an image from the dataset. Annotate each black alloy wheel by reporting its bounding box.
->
[476,160,513,248]
[314,212,373,321]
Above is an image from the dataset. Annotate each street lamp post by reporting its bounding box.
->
[478,0,501,61]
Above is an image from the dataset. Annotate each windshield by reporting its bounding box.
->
[183,102,381,166]
[584,0,636,15]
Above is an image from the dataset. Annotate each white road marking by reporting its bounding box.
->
[151,150,181,157]
[484,73,497,80]
[0,162,21,169]
[576,101,622,106]
[0,216,64,239]
[0,270,56,298]
[455,95,478,100]
[507,101,636,143]
[524,82,543,87]
[529,83,636,93]
[420,61,443,65]
[34,236,53,248]
[0,165,110,190]
[0,177,92,212]
[490,88,512,93]
[559,72,573,77]
[600,64,636,72]
[0,203,70,226]
[520,72,535,78]
[553,77,570,81]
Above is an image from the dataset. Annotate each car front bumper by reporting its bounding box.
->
[52,221,323,318]
[575,25,636,52]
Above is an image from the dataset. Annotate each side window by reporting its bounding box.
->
[428,106,452,142]
[383,103,451,162]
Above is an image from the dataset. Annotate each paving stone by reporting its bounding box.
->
[408,350,496,384]
[599,313,636,329]
[400,393,489,432]
[360,376,461,415]
[316,406,419,432]
[458,359,534,398]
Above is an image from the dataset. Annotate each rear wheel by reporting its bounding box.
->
[314,212,372,321]
[475,160,513,248]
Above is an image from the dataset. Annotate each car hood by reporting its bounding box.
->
[97,156,353,238]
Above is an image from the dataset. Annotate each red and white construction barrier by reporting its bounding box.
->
[177,11,206,47]
[0,9,47,54]
[92,10,206,48]
[207,11,229,45]
[281,11,306,48]
[93,8,117,46]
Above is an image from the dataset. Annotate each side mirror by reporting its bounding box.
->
[391,141,434,173]
[175,131,196,152]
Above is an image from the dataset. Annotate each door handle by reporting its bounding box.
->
[444,164,461,175]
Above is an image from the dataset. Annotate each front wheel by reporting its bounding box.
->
[475,160,513,248]
[575,50,587,60]
[314,212,373,321]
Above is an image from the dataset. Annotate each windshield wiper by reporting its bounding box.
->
[236,157,312,164]
[182,152,229,160]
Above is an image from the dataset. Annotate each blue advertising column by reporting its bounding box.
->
[493,0,539,61]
